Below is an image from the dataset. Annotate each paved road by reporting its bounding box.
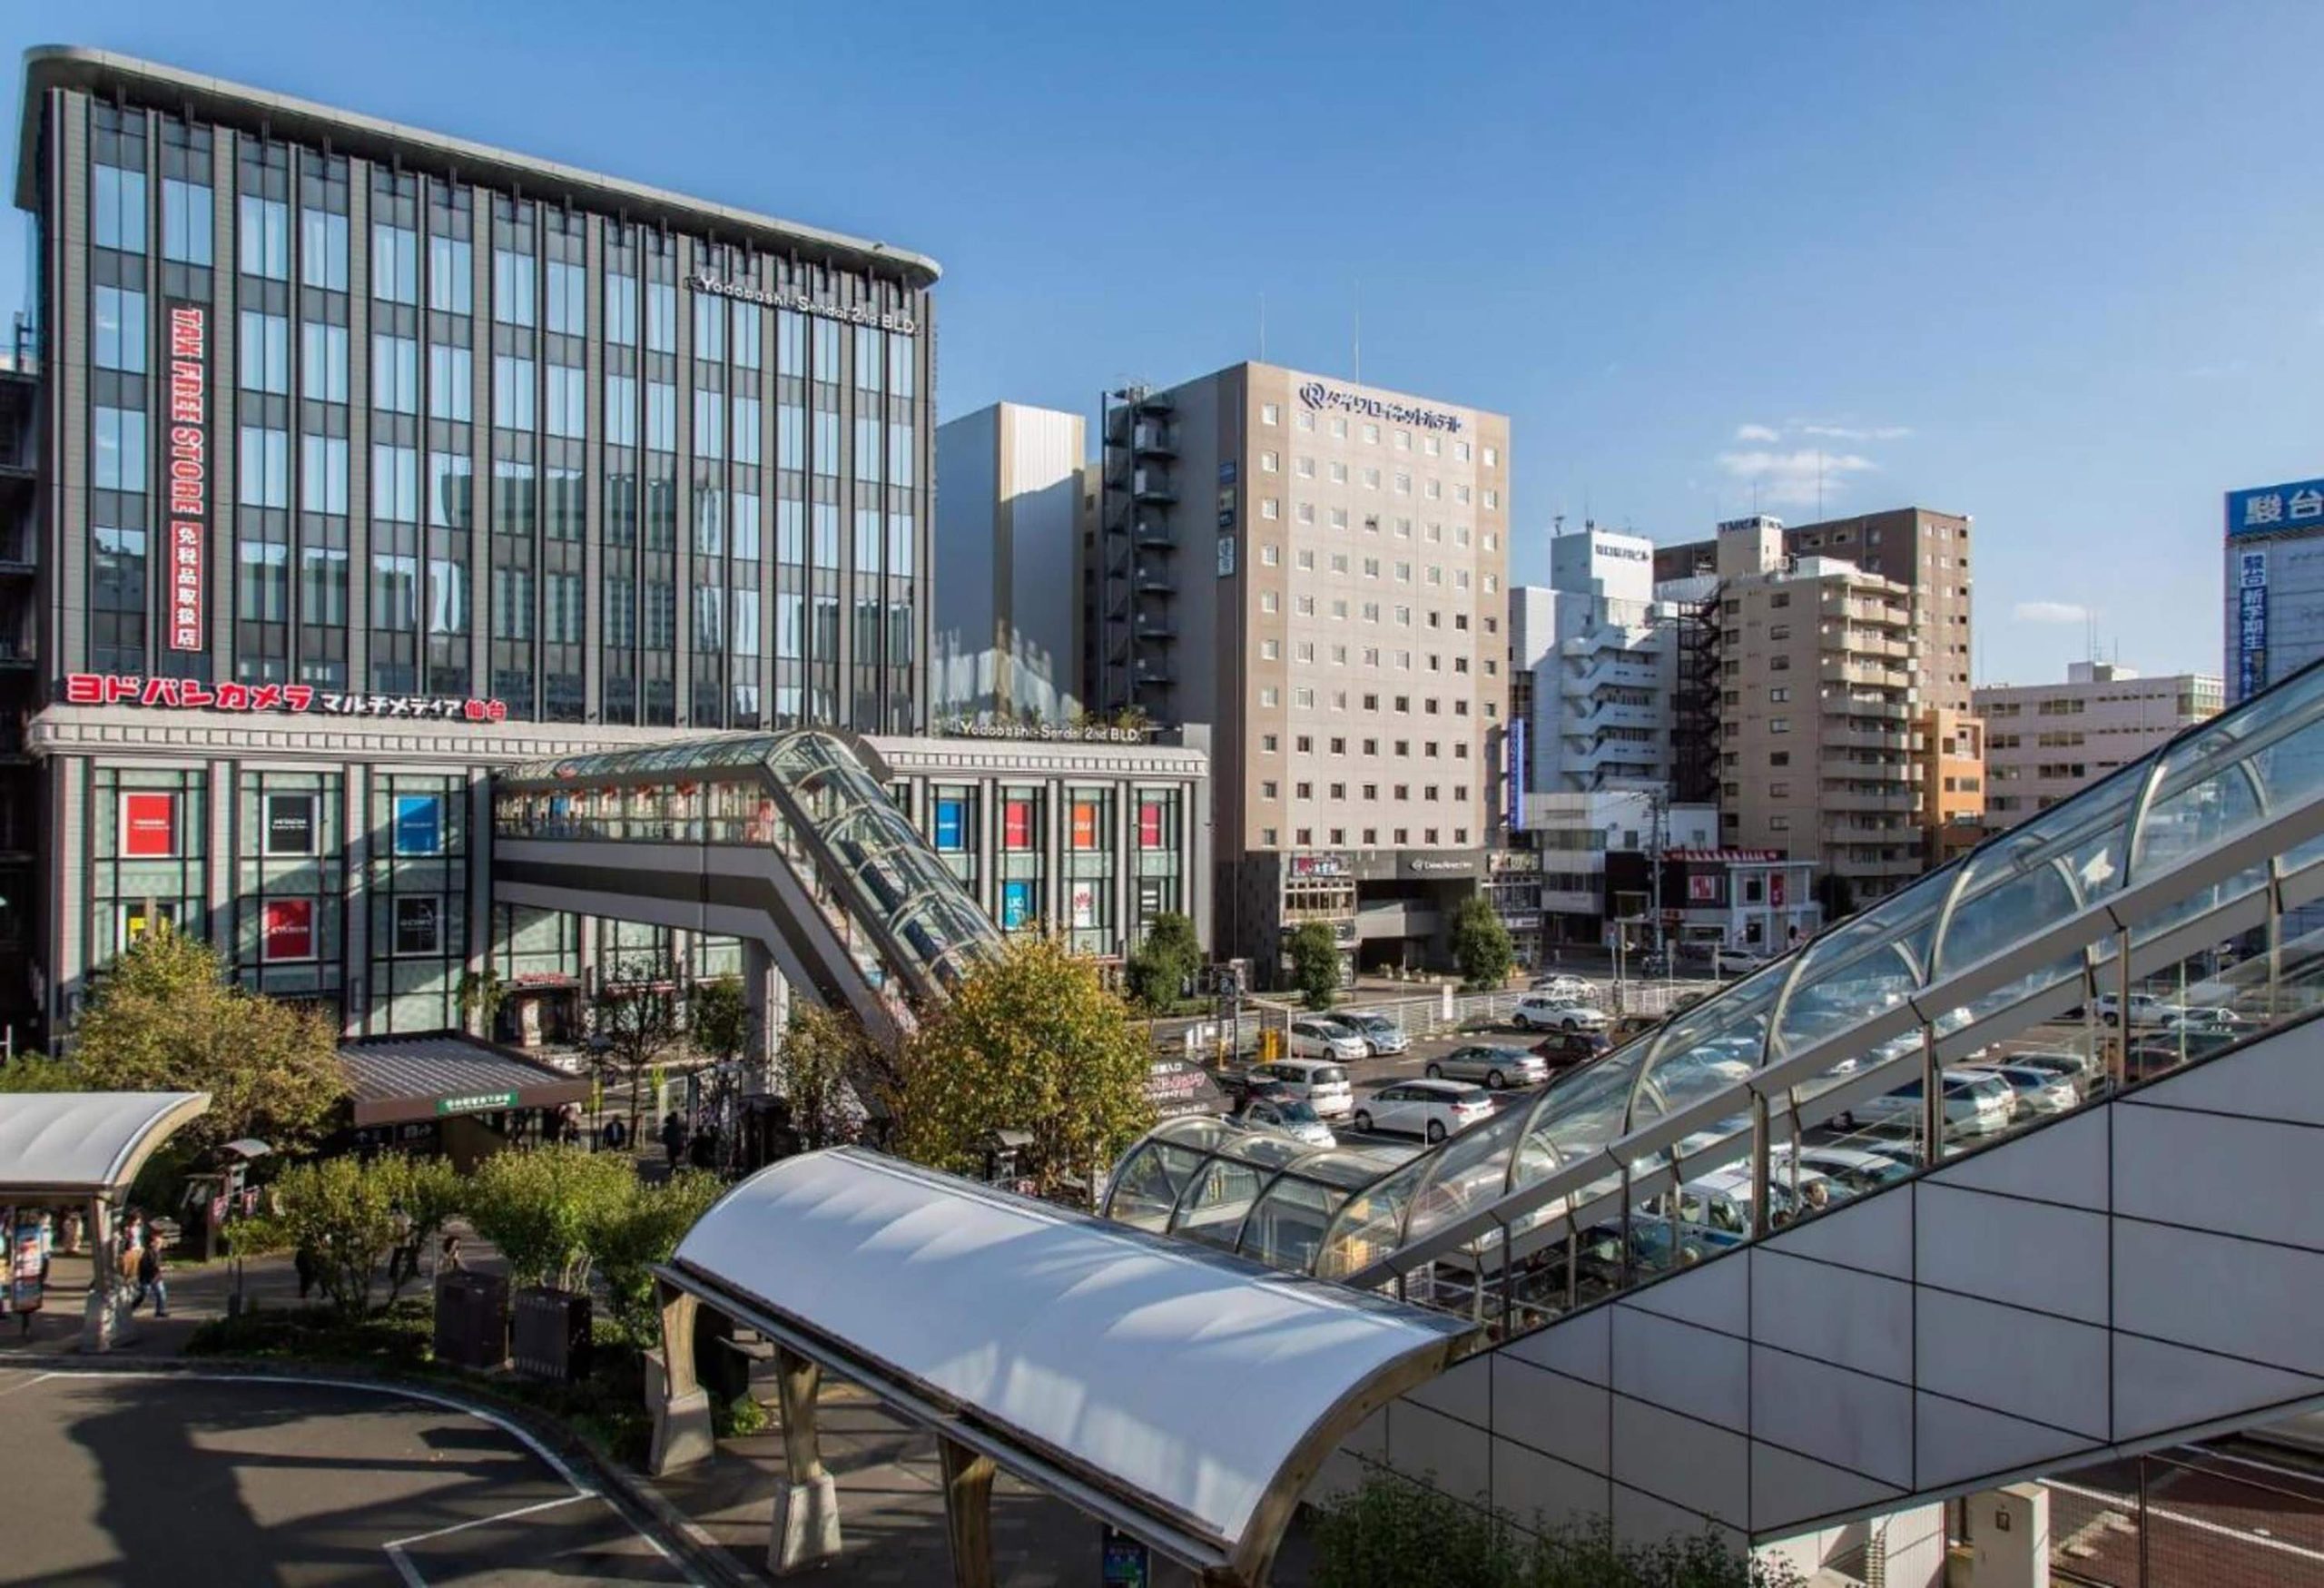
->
[0,1367,698,1586]
[2048,1440,2324,1587]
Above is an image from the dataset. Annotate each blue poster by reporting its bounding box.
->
[933,798,965,852]
[1001,880,1032,930]
[393,794,444,856]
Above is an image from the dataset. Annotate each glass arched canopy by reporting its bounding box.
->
[1105,659,2324,1286]
[495,728,1003,1002]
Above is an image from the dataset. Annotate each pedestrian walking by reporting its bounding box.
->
[386,1205,419,1288]
[438,1233,466,1273]
[294,1238,318,1300]
[661,1110,688,1167]
[130,1229,168,1317]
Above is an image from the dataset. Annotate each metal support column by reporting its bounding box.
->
[1748,1091,1773,1238]
[1918,1020,1944,1168]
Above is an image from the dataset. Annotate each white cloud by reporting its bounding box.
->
[1714,449,1877,508]
[2013,600,2092,625]
[1796,422,1915,441]
[1733,423,1782,443]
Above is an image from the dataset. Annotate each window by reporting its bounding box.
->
[94,286,146,374]
[1260,687,1279,707]
[94,165,147,252]
[1261,450,1279,472]
[162,178,212,265]
[372,333,419,412]
[429,236,474,313]
[429,345,473,419]
[239,426,290,508]
[1261,498,1280,520]
[1261,781,1278,800]
[94,407,147,492]
[547,260,586,335]
[493,249,537,326]
[300,435,348,513]
[1261,402,1281,425]
[492,355,535,429]
[369,222,415,301]
[300,210,349,291]
[547,364,586,439]
[302,322,349,403]
[1769,716,1791,735]
[1260,639,1279,660]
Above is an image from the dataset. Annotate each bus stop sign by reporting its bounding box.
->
[1100,1526,1150,1587]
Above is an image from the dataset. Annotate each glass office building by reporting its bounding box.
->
[16,48,1206,1042]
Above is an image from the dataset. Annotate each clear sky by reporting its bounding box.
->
[6,0,2319,686]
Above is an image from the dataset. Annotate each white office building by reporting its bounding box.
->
[1977,662,2222,821]
[1510,528,1685,795]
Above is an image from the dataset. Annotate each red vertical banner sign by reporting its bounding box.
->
[164,301,209,653]
[120,791,177,858]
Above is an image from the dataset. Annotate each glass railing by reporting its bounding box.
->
[1101,659,2324,1345]
[495,727,1004,1004]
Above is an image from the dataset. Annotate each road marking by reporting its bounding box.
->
[57,1368,702,1584]
[387,1490,600,1548]
[2195,1445,2324,1489]
[2047,1479,2324,1565]
[0,1371,58,1399]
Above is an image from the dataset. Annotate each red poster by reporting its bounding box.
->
[1688,874,1718,902]
[1070,802,1098,851]
[121,792,177,858]
[1137,803,1163,848]
[1002,801,1033,851]
[1770,873,1787,909]
[261,898,314,962]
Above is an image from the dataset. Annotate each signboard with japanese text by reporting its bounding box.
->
[436,1090,517,1118]
[261,898,315,962]
[2239,548,2270,700]
[121,792,177,858]
[265,793,318,856]
[62,672,508,722]
[2227,478,2324,539]
[163,301,210,651]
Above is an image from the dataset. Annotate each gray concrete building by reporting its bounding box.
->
[1976,661,2221,822]
[14,47,1206,1045]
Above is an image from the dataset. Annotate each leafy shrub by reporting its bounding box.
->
[466,1146,635,1293]
[588,1168,726,1344]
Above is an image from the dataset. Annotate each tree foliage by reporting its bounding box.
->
[466,1145,635,1293]
[588,1168,725,1344]
[778,1002,881,1151]
[591,955,684,1139]
[0,1053,86,1092]
[1286,922,1344,1011]
[690,974,753,1066]
[73,923,347,1156]
[232,1154,457,1317]
[1451,895,1516,991]
[1123,912,1205,1013]
[456,969,508,1040]
[1308,1471,1801,1588]
[891,934,1155,1196]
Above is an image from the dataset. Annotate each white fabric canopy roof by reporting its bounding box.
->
[671,1148,1469,1574]
[0,1092,212,1196]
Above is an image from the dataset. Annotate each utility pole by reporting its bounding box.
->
[1648,786,1669,977]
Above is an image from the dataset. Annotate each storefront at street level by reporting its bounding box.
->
[335,1034,589,1169]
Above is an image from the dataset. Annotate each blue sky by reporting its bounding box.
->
[6,0,2319,685]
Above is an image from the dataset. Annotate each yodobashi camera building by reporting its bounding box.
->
[12,47,1206,1047]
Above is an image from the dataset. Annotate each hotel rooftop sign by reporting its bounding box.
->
[1296,380,1462,433]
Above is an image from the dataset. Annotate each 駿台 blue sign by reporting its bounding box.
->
[2227,478,2324,538]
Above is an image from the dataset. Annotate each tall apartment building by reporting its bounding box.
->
[1714,518,1922,902]
[2223,475,2324,703]
[1509,528,1684,794]
[14,48,1209,1045]
[931,401,1087,724]
[1656,505,1974,715]
[1085,363,1511,977]
[1975,662,2222,821]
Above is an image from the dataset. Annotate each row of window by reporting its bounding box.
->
[1256,402,1498,469]
[1256,639,1492,676]
[1256,683,1495,720]
[1256,451,1499,508]
[1261,780,1472,802]
[1263,825,1472,847]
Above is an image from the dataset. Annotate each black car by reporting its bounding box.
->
[1531,1030,1611,1068]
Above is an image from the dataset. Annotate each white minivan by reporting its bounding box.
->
[1244,1059,1355,1119]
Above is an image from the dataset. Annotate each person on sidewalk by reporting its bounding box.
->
[386,1205,419,1288]
[129,1230,168,1317]
[438,1234,466,1274]
[661,1111,688,1167]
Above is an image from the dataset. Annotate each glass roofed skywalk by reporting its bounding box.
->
[1108,656,2324,1340]
[493,728,1002,1039]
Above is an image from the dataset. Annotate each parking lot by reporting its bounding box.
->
[0,1368,697,1586]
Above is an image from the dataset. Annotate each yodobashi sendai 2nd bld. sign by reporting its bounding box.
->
[1295,381,1463,433]
[164,302,210,652]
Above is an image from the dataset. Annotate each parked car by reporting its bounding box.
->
[1843,1069,2016,1139]
[1531,1029,1612,1068]
[1287,1018,1369,1063]
[1777,1144,1915,1197]
[1352,1079,1496,1143]
[1662,1160,1835,1235]
[2161,1005,2254,1035]
[2092,991,2185,1028]
[1989,1048,2105,1098]
[1714,946,1771,975]
[1228,1084,1336,1148]
[1511,994,1610,1032]
[1427,1043,1550,1090]
[1960,1061,2079,1121]
[1336,1013,1412,1056]
[1528,974,1595,1002]
[1243,1059,1355,1119]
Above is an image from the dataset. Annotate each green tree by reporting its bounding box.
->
[587,1168,725,1345]
[232,1155,444,1317]
[467,1145,635,1294]
[1813,870,1856,924]
[1286,922,1344,1011]
[1308,1471,1800,1588]
[1450,895,1516,991]
[456,968,508,1041]
[591,955,684,1143]
[892,934,1155,1196]
[1123,911,1204,1012]
[778,1002,883,1151]
[73,923,347,1156]
[689,975,753,1066]
[0,1053,86,1092]
[390,1155,466,1303]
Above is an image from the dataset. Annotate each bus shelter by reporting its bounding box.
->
[0,1091,212,1350]
[650,1148,1472,1584]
